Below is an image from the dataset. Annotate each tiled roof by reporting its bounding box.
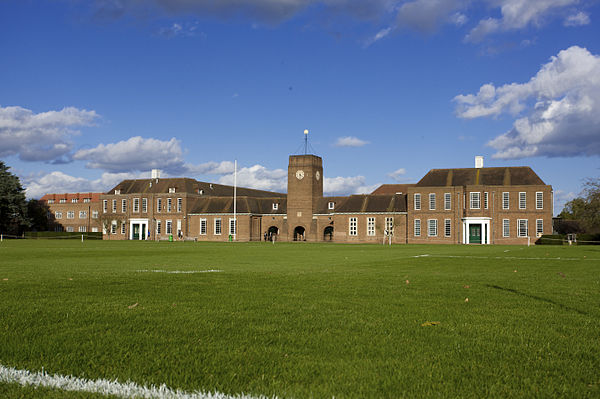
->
[40,193,102,202]
[371,184,415,195]
[416,167,546,187]
[188,197,287,214]
[321,194,407,213]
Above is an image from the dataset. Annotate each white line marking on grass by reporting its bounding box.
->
[410,255,594,261]
[0,364,277,399]
[137,270,223,274]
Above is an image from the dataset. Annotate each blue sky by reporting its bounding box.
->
[1,0,599,214]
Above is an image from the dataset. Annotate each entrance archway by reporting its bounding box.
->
[267,226,278,241]
[293,226,305,241]
[323,226,334,241]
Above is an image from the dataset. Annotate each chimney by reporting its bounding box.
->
[151,169,161,179]
[475,156,484,169]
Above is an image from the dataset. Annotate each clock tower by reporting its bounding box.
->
[287,154,323,240]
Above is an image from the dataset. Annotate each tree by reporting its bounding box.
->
[0,161,30,235]
[558,178,600,233]
[27,199,51,231]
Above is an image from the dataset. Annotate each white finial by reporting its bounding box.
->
[304,129,309,135]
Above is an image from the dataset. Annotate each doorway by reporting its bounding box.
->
[267,226,279,241]
[293,226,305,241]
[323,226,334,241]
[469,224,482,244]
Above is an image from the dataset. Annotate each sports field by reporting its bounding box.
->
[0,241,598,398]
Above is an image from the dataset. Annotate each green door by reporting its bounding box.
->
[469,224,481,244]
[141,224,146,240]
[133,224,140,240]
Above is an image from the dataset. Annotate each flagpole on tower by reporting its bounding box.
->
[304,129,308,154]
[233,159,237,241]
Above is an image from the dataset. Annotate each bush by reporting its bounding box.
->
[24,231,103,240]
[574,233,600,245]
[536,234,565,245]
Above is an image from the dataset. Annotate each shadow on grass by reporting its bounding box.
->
[486,284,589,316]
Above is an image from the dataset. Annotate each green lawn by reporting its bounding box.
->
[0,241,599,398]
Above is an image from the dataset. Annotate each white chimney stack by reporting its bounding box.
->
[151,169,161,179]
[475,156,484,168]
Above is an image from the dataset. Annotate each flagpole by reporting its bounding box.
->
[233,159,237,241]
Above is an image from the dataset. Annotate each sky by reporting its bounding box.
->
[1,0,599,215]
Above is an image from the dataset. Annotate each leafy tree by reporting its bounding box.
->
[27,199,51,231]
[558,178,600,233]
[0,161,30,235]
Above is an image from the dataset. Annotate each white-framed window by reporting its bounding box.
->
[103,200,108,213]
[111,221,117,234]
[156,220,162,234]
[67,211,75,219]
[91,227,98,233]
[112,199,117,213]
[484,192,489,209]
[114,189,120,195]
[177,198,182,212]
[229,218,237,235]
[169,187,176,193]
[367,217,375,236]
[502,192,510,210]
[414,219,421,237]
[157,198,162,212]
[536,192,543,210]
[142,198,147,213]
[470,192,480,209]
[92,211,98,219]
[121,223,126,235]
[83,198,90,203]
[214,218,222,235]
[428,219,437,237]
[429,193,436,210]
[349,217,357,236]
[167,198,172,212]
[536,219,544,235]
[166,220,172,235]
[444,219,451,237]
[518,219,528,237]
[414,193,421,210]
[385,217,394,235]
[55,212,62,219]
[66,226,74,232]
[72,198,78,203]
[328,201,335,210]
[47,199,54,204]
[79,211,87,219]
[59,199,66,204]
[519,192,526,209]
[272,203,279,210]
[133,198,140,213]
[444,193,451,210]
[200,218,207,235]
[503,219,510,237]
[121,199,127,213]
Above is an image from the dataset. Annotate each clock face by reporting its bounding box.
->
[315,171,320,181]
[296,170,305,180]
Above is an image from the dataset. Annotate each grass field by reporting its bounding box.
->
[0,240,599,398]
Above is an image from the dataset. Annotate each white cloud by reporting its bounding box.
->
[324,176,379,195]
[454,46,600,159]
[334,136,369,147]
[388,168,407,182]
[185,161,235,176]
[363,26,392,47]
[218,164,287,192]
[396,0,465,33]
[564,11,590,26]
[465,0,579,43]
[157,21,205,38]
[0,105,98,163]
[22,171,139,199]
[554,189,577,215]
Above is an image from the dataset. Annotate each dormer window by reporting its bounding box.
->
[114,189,120,195]
[83,198,91,203]
[59,199,66,204]
[47,199,54,204]
[198,189,204,195]
[169,187,176,193]
[272,203,279,210]
[328,201,335,210]
[72,198,78,203]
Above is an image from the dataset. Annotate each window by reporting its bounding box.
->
[60,199,66,204]
[72,198,78,203]
[536,192,543,209]
[156,220,162,234]
[414,193,421,210]
[429,193,436,210]
[328,202,335,210]
[272,203,279,210]
[385,217,394,235]
[167,198,172,212]
[66,226,74,232]
[55,212,62,219]
[367,217,375,236]
[484,192,489,209]
[519,192,526,209]
[200,219,207,235]
[121,199,127,213]
[536,219,544,235]
[428,219,438,237]
[133,198,140,213]
[112,199,117,213]
[414,219,421,237]
[114,189,120,195]
[229,218,237,235]
[214,218,222,235]
[177,198,182,213]
[121,223,126,235]
[103,200,108,213]
[47,199,54,204]
[157,198,162,212]
[444,219,451,237]
[79,211,87,219]
[111,221,117,234]
[444,193,451,210]
[502,192,510,210]
[470,192,480,209]
[142,198,147,213]
[91,227,98,233]
[503,219,510,237]
[67,211,75,219]
[92,211,98,219]
[166,220,172,235]
[518,219,528,237]
[83,198,90,203]
[169,187,176,193]
[349,217,357,236]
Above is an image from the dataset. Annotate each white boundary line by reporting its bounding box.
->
[410,254,596,261]
[137,270,223,274]
[0,364,277,399]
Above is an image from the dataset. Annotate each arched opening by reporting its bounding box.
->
[293,226,305,241]
[323,226,334,241]
[267,226,278,241]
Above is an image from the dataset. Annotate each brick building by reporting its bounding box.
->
[39,193,103,233]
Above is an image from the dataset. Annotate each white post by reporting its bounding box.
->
[1,234,2,242]
[81,234,84,243]
[233,159,237,241]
